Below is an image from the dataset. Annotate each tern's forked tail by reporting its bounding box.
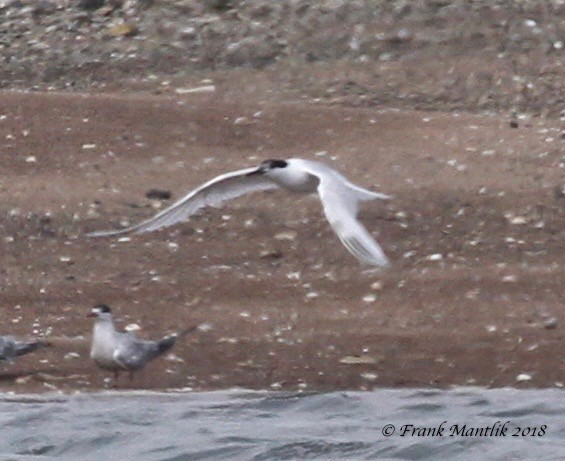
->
[350,185,392,203]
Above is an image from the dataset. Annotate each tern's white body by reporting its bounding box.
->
[88,158,392,267]
[266,162,319,192]
[90,316,120,370]
[89,307,182,378]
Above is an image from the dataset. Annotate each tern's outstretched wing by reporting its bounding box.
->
[319,185,390,266]
[292,159,390,267]
[87,166,278,237]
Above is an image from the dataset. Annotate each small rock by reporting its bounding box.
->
[165,353,184,363]
[33,0,57,16]
[508,216,527,225]
[339,355,378,365]
[95,5,115,16]
[106,23,138,38]
[233,116,252,126]
[125,323,141,332]
[360,372,378,381]
[174,85,216,94]
[224,36,281,68]
[78,0,104,10]
[543,317,558,330]
[275,231,297,241]
[145,189,172,200]
[64,352,80,360]
[509,120,519,128]
[197,323,213,332]
[286,271,301,280]
[259,250,283,259]
[516,373,532,382]
[370,281,383,291]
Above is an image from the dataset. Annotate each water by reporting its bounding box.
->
[0,388,563,460]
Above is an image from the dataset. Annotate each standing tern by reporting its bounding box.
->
[88,158,391,267]
[0,335,45,363]
[88,304,195,381]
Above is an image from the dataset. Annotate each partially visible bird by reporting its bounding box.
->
[88,304,195,382]
[87,158,392,267]
[0,335,45,363]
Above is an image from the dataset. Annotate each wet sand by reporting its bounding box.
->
[0,89,563,393]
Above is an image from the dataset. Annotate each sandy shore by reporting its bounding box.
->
[0,0,563,393]
[0,88,563,393]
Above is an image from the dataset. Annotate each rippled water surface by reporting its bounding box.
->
[0,388,563,460]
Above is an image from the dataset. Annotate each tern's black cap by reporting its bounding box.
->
[261,159,288,169]
[93,304,111,313]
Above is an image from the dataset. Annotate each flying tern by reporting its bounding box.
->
[88,158,391,267]
[89,304,195,381]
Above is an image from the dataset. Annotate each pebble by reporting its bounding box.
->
[286,271,301,280]
[174,85,216,94]
[370,281,383,291]
[197,323,213,332]
[339,355,378,365]
[165,353,184,363]
[106,23,138,37]
[508,216,527,225]
[145,189,172,200]
[275,231,297,241]
[516,373,532,382]
[233,116,252,126]
[64,352,80,360]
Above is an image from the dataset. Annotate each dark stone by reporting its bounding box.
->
[145,189,172,200]
[33,0,57,15]
[77,0,105,10]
